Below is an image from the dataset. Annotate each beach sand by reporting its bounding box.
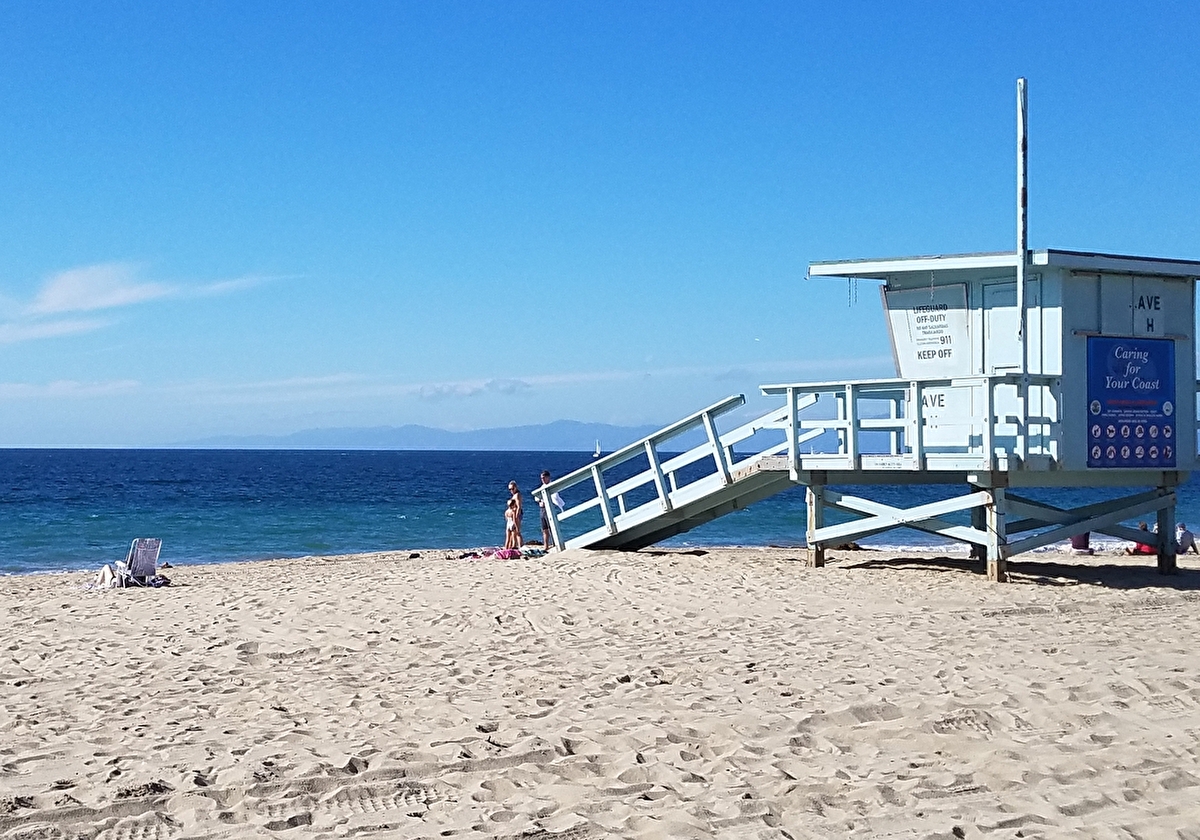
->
[4,546,1200,838]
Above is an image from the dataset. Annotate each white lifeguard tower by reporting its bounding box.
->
[536,81,1198,581]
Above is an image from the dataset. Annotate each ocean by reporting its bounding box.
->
[1,449,1195,575]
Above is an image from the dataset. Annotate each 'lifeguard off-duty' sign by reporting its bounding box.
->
[885,285,971,378]
[1087,337,1176,468]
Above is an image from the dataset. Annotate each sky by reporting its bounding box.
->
[0,1,1197,446]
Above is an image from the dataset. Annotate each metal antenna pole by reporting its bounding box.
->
[1016,77,1028,373]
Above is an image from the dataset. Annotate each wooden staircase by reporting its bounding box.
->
[535,394,818,551]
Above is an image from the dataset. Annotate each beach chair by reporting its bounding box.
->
[117,538,162,587]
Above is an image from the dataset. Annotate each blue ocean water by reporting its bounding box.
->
[2,449,1196,574]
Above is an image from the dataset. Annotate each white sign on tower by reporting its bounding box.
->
[884,284,971,378]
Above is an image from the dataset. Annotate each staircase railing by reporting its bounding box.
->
[536,393,819,550]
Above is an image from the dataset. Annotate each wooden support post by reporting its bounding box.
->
[910,381,924,470]
[889,396,900,457]
[807,483,826,568]
[982,381,995,470]
[986,487,1008,583]
[644,441,673,513]
[591,465,617,536]
[844,384,859,470]
[970,494,987,563]
[702,411,732,486]
[1158,490,1178,575]
[1012,376,1028,468]
[787,387,800,480]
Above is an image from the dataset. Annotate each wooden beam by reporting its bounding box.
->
[1003,492,1174,557]
[807,484,825,568]
[591,465,616,536]
[1157,493,1178,575]
[787,387,799,481]
[1003,490,1173,547]
[645,440,673,514]
[986,487,1007,582]
[982,381,995,471]
[889,396,900,457]
[845,384,860,470]
[702,411,732,486]
[911,381,924,471]
[811,490,992,545]
[824,491,989,546]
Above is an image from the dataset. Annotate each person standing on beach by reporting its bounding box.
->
[535,470,553,549]
[507,481,523,547]
[504,498,519,549]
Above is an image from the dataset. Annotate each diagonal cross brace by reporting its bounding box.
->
[1005,490,1172,545]
[1003,489,1175,557]
[812,490,993,546]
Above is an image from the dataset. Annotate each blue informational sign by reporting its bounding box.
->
[1087,337,1176,468]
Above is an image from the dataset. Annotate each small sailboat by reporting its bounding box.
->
[593,439,601,458]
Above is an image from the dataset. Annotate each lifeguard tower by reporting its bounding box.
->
[536,81,1198,581]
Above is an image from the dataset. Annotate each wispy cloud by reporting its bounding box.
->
[0,317,113,344]
[28,262,277,315]
[163,374,372,405]
[1,262,277,345]
[193,275,272,297]
[0,379,139,399]
[28,263,171,315]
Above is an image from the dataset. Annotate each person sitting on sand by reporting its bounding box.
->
[1126,521,1158,555]
[504,497,519,550]
[1177,523,1198,555]
[507,481,523,547]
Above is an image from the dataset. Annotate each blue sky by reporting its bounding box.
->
[1,1,1197,445]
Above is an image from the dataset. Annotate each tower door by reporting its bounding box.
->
[983,280,1041,373]
[983,283,1020,373]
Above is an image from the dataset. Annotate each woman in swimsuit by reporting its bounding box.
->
[504,498,518,549]
[507,481,523,547]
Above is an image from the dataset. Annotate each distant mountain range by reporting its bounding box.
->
[176,420,663,451]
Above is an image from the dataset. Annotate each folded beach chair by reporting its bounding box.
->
[117,538,162,587]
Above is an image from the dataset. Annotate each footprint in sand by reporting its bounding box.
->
[929,708,993,736]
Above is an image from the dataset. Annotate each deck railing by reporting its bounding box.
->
[760,372,1063,476]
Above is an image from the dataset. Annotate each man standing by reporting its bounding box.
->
[535,470,557,550]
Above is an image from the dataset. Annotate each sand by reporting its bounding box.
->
[3,546,1200,838]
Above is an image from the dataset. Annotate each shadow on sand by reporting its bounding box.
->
[841,553,1200,591]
